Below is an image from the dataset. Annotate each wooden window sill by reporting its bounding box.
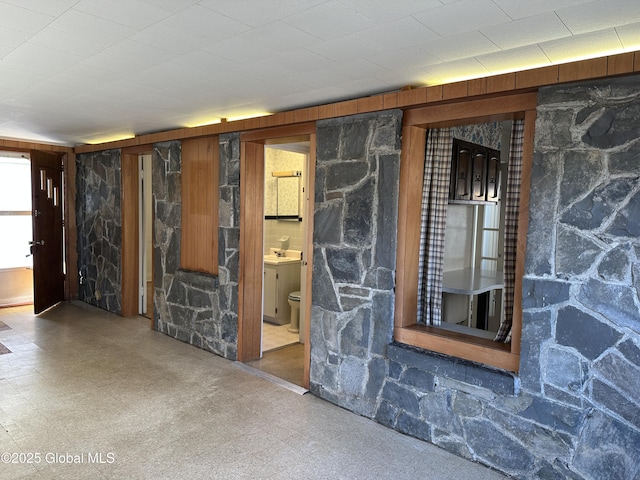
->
[394,323,519,372]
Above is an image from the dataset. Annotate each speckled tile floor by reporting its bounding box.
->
[0,302,507,480]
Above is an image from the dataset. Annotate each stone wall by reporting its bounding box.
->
[76,149,122,313]
[152,136,239,360]
[310,110,402,416]
[310,77,640,480]
[524,76,640,479]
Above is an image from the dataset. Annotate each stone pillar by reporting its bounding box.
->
[310,110,402,416]
[76,149,122,314]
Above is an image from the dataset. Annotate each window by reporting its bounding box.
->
[0,154,32,270]
[180,136,219,275]
[394,94,536,372]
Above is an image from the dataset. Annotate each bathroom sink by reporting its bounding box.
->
[263,254,300,265]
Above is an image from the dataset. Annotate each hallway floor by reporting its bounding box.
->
[0,302,507,480]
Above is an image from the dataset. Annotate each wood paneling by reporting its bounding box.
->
[486,72,516,93]
[442,81,468,100]
[180,136,219,275]
[559,57,607,83]
[510,108,536,357]
[394,125,426,329]
[302,133,316,389]
[515,65,558,89]
[607,52,635,76]
[404,92,536,127]
[237,141,265,362]
[63,152,78,300]
[121,153,139,317]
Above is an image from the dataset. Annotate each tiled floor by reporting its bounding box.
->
[262,321,299,352]
[0,302,507,480]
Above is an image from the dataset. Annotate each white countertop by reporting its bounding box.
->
[442,268,503,295]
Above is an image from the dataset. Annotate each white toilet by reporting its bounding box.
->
[287,291,301,333]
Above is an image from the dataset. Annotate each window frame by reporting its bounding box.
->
[394,93,537,372]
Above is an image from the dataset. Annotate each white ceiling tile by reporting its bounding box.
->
[1,43,81,76]
[282,1,374,40]
[130,23,202,54]
[0,2,53,34]
[557,0,640,35]
[133,0,199,14]
[198,0,326,27]
[239,21,321,53]
[72,0,173,29]
[540,28,623,63]
[368,46,441,71]
[616,22,640,50]
[0,26,32,50]
[420,31,500,62]
[200,36,279,64]
[355,17,441,51]
[0,0,78,17]
[0,66,40,98]
[338,0,443,23]
[154,50,242,78]
[491,0,592,20]
[305,34,382,63]
[413,0,511,37]
[476,44,552,73]
[317,58,385,83]
[422,57,492,84]
[29,27,113,57]
[49,9,135,43]
[481,12,572,50]
[162,4,251,42]
[82,39,178,71]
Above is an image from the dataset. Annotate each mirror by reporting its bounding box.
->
[276,175,300,219]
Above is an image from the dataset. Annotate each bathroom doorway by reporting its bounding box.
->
[248,139,311,386]
[238,124,316,389]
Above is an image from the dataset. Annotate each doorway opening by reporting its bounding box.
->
[247,139,310,386]
[238,126,316,389]
[0,152,34,308]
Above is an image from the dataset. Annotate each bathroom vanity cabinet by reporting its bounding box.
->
[263,260,300,325]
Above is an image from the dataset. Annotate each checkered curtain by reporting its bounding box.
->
[494,119,525,343]
[417,128,452,325]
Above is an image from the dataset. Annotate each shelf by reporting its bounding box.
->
[442,268,503,296]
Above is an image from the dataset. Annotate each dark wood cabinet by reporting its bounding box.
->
[450,139,501,203]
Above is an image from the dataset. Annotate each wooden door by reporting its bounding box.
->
[30,150,65,314]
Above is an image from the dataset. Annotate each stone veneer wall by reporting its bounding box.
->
[522,76,640,479]
[152,136,239,360]
[310,78,640,480]
[310,110,402,416]
[76,149,122,313]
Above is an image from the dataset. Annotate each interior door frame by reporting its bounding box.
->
[238,123,316,388]
[122,146,153,318]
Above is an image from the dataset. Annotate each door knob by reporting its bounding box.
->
[29,240,45,246]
